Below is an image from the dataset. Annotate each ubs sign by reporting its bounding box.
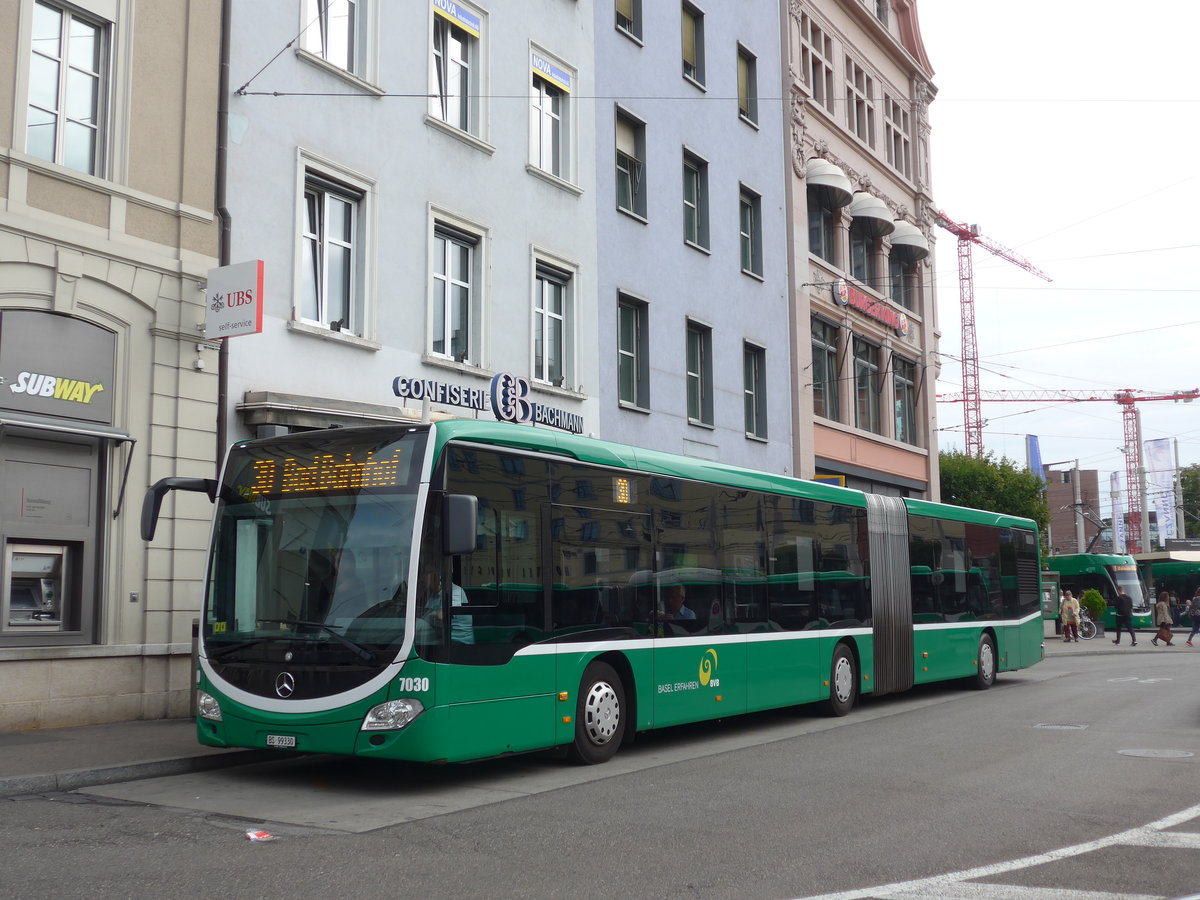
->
[392,371,584,434]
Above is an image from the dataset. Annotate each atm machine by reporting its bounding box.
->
[4,544,67,630]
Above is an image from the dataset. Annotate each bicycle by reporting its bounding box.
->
[1077,607,1097,641]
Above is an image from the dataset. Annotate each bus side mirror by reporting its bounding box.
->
[443,494,478,556]
[141,477,218,541]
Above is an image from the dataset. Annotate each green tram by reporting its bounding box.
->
[1049,553,1151,629]
[1137,557,1200,625]
[143,420,1045,765]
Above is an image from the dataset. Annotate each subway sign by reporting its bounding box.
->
[392,371,584,434]
[832,280,908,336]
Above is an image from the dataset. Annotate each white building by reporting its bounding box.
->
[220,1,599,443]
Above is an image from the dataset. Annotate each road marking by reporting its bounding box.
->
[792,802,1200,900]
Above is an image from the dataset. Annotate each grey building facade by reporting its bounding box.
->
[595,1,794,474]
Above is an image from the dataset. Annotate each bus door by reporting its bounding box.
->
[434,446,556,759]
[866,495,913,696]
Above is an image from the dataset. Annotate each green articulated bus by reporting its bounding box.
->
[1049,553,1151,629]
[143,420,1045,765]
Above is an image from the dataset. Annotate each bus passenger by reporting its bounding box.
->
[422,564,474,644]
[662,584,695,621]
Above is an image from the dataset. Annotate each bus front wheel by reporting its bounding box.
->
[825,643,857,717]
[972,634,997,690]
[568,661,626,765]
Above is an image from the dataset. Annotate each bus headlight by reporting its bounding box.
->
[196,690,223,722]
[362,699,425,732]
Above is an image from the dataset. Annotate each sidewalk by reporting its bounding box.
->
[0,627,1190,799]
[0,718,270,799]
[1042,621,1195,655]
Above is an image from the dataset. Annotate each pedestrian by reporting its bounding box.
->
[1059,590,1080,642]
[1187,588,1200,647]
[1112,589,1137,645]
[1151,591,1175,646]
[1169,590,1181,626]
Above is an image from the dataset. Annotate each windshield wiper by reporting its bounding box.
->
[255,619,378,663]
[206,638,278,660]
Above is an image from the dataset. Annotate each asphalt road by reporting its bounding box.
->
[5,650,1200,900]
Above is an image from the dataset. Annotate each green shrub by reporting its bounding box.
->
[1080,589,1106,622]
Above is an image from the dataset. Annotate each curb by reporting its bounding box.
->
[0,749,275,800]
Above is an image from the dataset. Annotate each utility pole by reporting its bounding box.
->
[1175,439,1185,539]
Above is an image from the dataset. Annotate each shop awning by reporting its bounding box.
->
[0,412,138,520]
[847,192,895,237]
[889,220,930,261]
[805,158,853,209]
[0,411,132,442]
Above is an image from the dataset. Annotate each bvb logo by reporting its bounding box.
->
[699,648,718,687]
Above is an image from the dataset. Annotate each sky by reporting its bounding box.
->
[915,0,1200,525]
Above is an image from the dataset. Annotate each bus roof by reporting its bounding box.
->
[430,419,1037,531]
[1049,553,1137,574]
[431,419,867,507]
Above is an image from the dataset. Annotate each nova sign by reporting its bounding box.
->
[833,280,908,336]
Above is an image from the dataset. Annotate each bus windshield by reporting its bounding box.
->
[203,429,426,669]
[1108,564,1146,608]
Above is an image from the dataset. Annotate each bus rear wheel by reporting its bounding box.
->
[568,661,626,765]
[825,643,857,717]
[972,634,997,690]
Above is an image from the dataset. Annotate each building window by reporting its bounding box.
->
[889,251,919,311]
[798,14,835,113]
[683,151,709,249]
[301,0,359,72]
[845,58,875,147]
[430,0,481,134]
[531,72,565,177]
[894,356,918,446]
[884,93,912,179]
[849,218,877,286]
[300,170,364,334]
[811,317,840,422]
[737,46,758,124]
[739,187,763,277]
[431,223,477,362]
[534,263,571,386]
[615,111,646,217]
[616,0,641,40]
[681,3,704,85]
[744,343,767,439]
[27,1,108,175]
[808,191,837,266]
[686,321,713,426]
[874,0,889,26]
[618,295,649,408]
[853,338,881,434]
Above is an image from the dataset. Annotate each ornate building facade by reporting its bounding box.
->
[786,0,941,498]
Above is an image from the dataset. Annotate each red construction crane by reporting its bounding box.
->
[936,388,1200,553]
[933,211,1052,458]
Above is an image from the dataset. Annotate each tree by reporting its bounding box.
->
[939,450,1050,535]
[1181,464,1200,539]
